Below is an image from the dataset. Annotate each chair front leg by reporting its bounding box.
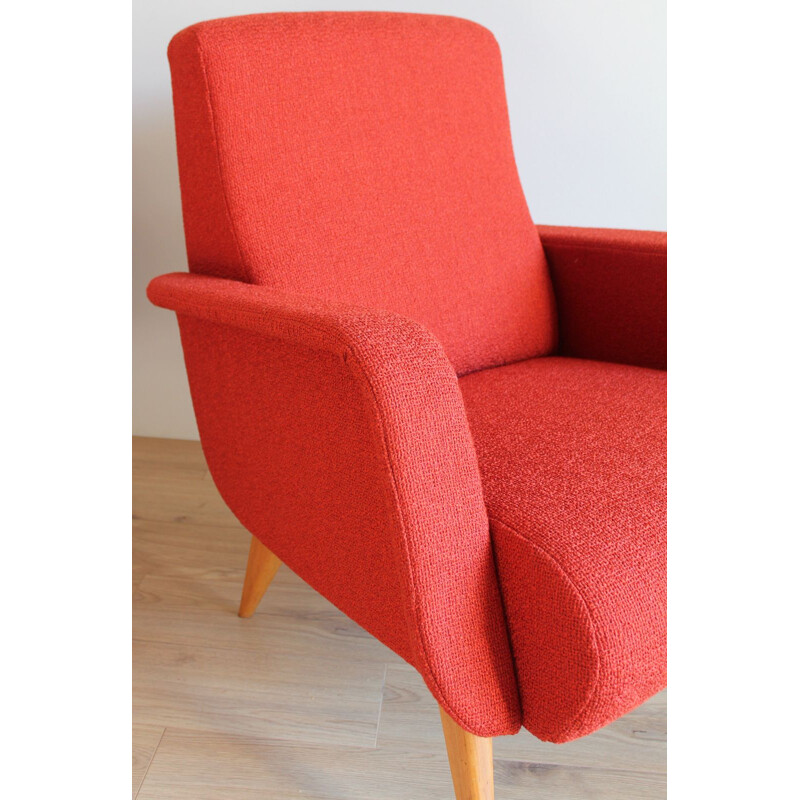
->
[238,535,282,618]
[440,706,494,800]
[238,535,494,799]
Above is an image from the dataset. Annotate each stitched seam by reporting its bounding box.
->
[485,529,525,715]
[192,30,250,280]
[490,516,603,739]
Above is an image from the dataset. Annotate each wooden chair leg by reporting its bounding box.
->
[440,706,494,800]
[238,536,282,618]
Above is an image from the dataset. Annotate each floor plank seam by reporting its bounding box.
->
[132,514,245,532]
[373,664,388,749]
[134,726,165,799]
[493,756,665,777]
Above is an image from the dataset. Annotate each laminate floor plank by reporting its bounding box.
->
[136,727,665,800]
[133,475,241,528]
[134,638,385,747]
[133,436,207,473]
[134,568,391,658]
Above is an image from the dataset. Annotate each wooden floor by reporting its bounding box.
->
[133,436,666,799]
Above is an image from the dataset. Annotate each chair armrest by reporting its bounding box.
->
[538,226,667,370]
[147,272,521,736]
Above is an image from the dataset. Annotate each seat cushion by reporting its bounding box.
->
[459,357,666,743]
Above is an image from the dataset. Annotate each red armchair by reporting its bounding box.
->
[148,12,666,798]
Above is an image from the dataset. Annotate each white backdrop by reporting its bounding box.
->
[133,0,666,439]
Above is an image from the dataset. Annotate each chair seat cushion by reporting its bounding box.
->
[459,357,666,742]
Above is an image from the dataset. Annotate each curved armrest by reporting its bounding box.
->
[147,272,521,736]
[538,226,667,370]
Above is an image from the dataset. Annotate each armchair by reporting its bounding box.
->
[148,12,666,798]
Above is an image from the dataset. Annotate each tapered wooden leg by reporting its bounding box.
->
[238,536,282,618]
[440,706,494,800]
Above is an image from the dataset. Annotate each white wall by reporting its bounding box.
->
[133,0,666,439]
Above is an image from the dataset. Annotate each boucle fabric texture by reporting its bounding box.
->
[151,10,668,741]
[459,357,667,742]
[167,12,557,376]
[539,226,667,370]
[147,273,521,736]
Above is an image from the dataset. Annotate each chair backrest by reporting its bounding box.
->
[168,12,556,374]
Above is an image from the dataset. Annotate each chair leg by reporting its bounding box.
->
[440,706,494,800]
[238,536,282,618]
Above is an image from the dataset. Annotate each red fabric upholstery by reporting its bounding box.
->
[459,357,667,742]
[147,272,521,736]
[150,10,667,743]
[539,226,667,370]
[167,12,557,376]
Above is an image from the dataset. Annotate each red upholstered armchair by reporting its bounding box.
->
[148,12,666,798]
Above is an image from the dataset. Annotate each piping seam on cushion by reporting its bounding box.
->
[489,516,603,742]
